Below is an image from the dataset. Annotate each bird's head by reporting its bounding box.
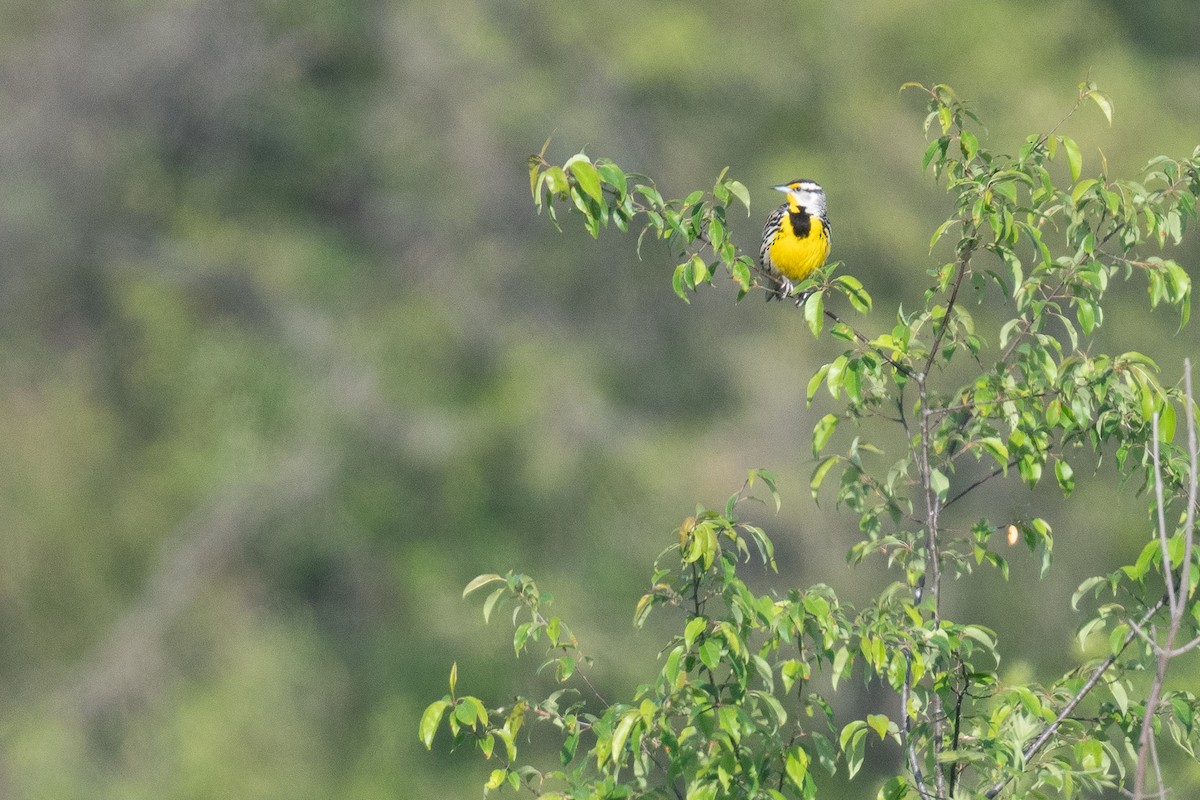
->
[773,179,826,216]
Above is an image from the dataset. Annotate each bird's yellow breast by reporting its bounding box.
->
[768,214,829,282]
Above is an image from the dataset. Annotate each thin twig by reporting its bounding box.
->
[947,662,968,798]
[1149,420,1177,614]
[943,459,1020,510]
[922,232,975,380]
[914,242,977,798]
[901,647,931,799]
[820,307,915,379]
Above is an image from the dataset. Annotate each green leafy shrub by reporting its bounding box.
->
[423,82,1200,800]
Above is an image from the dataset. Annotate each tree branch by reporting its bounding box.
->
[1133,358,1199,800]
[983,593,1168,799]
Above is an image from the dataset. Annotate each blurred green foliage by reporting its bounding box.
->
[1,0,1199,798]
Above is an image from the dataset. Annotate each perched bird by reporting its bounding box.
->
[759,179,831,304]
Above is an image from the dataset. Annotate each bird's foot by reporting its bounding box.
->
[767,278,794,302]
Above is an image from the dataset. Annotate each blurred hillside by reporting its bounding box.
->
[0,1,1198,797]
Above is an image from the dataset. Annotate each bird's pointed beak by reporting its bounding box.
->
[771,184,791,194]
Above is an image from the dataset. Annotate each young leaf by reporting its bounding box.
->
[419,700,450,749]
[485,769,507,790]
[812,413,839,457]
[685,616,706,650]
[610,711,638,763]
[839,720,868,778]
[464,574,505,598]
[866,713,893,740]
[1054,458,1074,496]
[804,292,824,337]
[726,179,752,216]
[1086,89,1114,126]
[1061,136,1083,182]
[567,158,604,204]
[785,748,809,788]
[810,456,838,498]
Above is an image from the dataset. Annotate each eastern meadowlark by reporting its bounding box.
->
[759,179,831,304]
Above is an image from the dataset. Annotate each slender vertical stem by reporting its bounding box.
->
[901,648,930,798]
[1133,359,1199,799]
[909,231,974,800]
[920,388,947,800]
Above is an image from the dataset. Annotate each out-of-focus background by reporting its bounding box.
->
[2,1,1198,797]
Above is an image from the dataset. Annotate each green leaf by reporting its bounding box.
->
[513,622,533,655]
[810,456,838,498]
[979,437,1009,467]
[754,686,786,723]
[804,292,824,337]
[1110,623,1130,656]
[812,413,839,457]
[1071,178,1098,205]
[1077,299,1096,335]
[1071,575,1106,610]
[929,218,957,251]
[1061,136,1082,182]
[960,130,979,160]
[1109,677,1129,714]
[880,776,910,800]
[560,731,580,765]
[595,160,627,196]
[610,710,638,762]
[663,646,684,685]
[839,720,868,778]
[1086,89,1114,126]
[785,748,809,788]
[684,616,706,650]
[419,699,449,748]
[1158,401,1176,442]
[832,647,851,690]
[671,263,690,303]
[806,364,831,403]
[462,696,489,727]
[922,137,947,171]
[464,573,505,598]
[826,355,847,399]
[836,275,873,313]
[1054,459,1074,496]
[731,256,753,293]
[727,180,752,216]
[1077,616,1106,650]
[781,659,808,693]
[699,639,722,669]
[543,165,569,195]
[485,768,507,790]
[482,586,506,624]
[929,468,950,502]
[962,625,997,651]
[866,713,892,740]
[567,158,604,204]
[1123,540,1159,582]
